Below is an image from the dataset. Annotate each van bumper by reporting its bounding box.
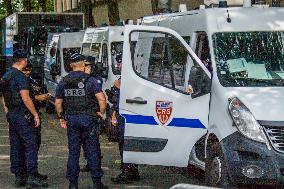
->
[220,131,284,186]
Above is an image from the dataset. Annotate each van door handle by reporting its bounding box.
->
[126,97,147,104]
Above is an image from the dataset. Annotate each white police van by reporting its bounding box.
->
[44,31,84,112]
[81,26,124,90]
[119,3,284,187]
[81,26,125,140]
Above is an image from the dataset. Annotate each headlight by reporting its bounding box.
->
[228,97,267,143]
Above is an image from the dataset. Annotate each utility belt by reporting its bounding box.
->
[8,107,35,122]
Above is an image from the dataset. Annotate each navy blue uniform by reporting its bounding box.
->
[3,67,39,177]
[55,71,103,183]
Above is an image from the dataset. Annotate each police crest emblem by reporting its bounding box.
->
[156,101,173,125]
[78,82,84,88]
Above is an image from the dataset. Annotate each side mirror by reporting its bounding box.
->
[50,63,60,79]
[95,62,108,79]
[188,65,211,98]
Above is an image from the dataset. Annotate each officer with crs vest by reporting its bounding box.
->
[1,49,48,188]
[54,53,108,189]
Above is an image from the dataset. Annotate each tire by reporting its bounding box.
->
[45,101,55,114]
[205,143,232,188]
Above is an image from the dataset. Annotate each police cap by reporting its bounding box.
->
[68,53,86,64]
[13,49,28,59]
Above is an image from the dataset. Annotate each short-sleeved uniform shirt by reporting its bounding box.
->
[2,67,30,112]
[55,71,103,100]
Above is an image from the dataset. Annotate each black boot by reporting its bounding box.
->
[110,173,131,184]
[14,175,26,188]
[34,172,48,180]
[127,171,140,182]
[26,175,48,189]
[69,181,78,189]
[93,180,108,189]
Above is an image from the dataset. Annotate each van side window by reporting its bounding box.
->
[131,31,188,93]
[90,43,101,62]
[111,42,123,75]
[55,49,61,73]
[81,43,92,56]
[195,32,212,72]
[102,44,108,68]
[183,36,191,45]
[45,35,59,70]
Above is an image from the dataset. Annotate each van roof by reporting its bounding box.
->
[143,7,284,33]
[83,26,124,44]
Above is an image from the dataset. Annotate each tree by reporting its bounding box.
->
[23,0,32,11]
[107,0,120,25]
[88,0,95,26]
[3,0,13,15]
[38,0,47,12]
[151,0,159,15]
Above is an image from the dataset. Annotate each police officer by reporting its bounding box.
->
[22,62,51,157]
[1,49,48,188]
[110,78,140,184]
[80,56,103,173]
[55,53,108,189]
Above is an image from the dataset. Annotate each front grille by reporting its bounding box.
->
[263,126,284,153]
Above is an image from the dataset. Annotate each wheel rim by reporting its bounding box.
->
[209,156,222,186]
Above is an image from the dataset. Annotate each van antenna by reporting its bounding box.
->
[226,10,231,23]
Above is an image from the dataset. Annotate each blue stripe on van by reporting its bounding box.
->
[168,118,206,129]
[122,114,158,125]
[121,114,206,129]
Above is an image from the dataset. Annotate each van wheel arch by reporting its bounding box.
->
[205,133,232,188]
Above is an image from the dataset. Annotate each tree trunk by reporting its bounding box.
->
[88,0,95,26]
[151,0,158,15]
[107,0,120,26]
[23,0,32,12]
[38,0,47,12]
[4,0,13,15]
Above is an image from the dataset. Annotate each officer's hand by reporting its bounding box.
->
[34,115,41,127]
[97,112,103,118]
[187,85,194,95]
[60,119,67,129]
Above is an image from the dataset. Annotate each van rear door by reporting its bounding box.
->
[120,25,211,167]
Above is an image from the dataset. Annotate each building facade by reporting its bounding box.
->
[54,0,284,26]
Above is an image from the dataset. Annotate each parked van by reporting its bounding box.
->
[81,26,124,140]
[81,26,124,90]
[44,31,84,112]
[119,5,284,188]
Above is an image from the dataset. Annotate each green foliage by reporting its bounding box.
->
[46,0,54,12]
[0,0,54,18]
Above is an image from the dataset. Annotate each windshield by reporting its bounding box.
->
[81,43,92,56]
[213,31,284,87]
[111,42,123,75]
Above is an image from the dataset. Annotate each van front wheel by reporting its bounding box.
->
[205,145,232,188]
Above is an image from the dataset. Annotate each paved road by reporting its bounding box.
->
[0,102,204,189]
